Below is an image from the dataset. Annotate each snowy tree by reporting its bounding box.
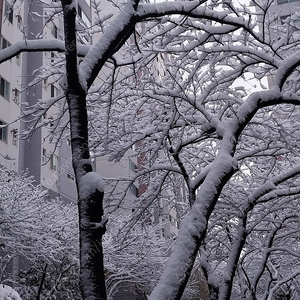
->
[86,2,300,298]
[0,166,79,299]
[16,261,81,300]
[103,216,170,299]
[1,0,300,299]
[0,166,173,300]
[0,166,78,277]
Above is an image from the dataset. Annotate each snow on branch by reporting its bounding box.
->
[79,171,105,199]
[79,1,138,90]
[0,40,90,64]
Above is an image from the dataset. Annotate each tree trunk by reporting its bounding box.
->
[61,1,107,299]
[149,151,237,300]
[36,263,48,300]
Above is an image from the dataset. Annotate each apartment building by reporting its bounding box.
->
[0,0,93,202]
[274,0,299,8]
[264,0,300,87]
[270,0,299,27]
[0,0,23,172]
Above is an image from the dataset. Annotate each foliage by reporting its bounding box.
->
[16,261,81,300]
[0,165,79,299]
[103,216,170,299]
[0,166,78,270]
[0,167,176,299]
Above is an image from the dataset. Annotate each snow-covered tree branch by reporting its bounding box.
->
[1,0,299,299]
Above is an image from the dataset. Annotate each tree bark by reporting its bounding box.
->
[61,1,107,299]
[36,263,48,300]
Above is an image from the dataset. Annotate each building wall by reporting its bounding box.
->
[269,0,300,18]
[0,0,24,171]
[96,150,139,213]
[1,0,92,202]
[272,0,300,10]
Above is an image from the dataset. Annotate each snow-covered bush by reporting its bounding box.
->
[0,284,22,300]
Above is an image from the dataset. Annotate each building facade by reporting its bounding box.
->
[0,0,93,202]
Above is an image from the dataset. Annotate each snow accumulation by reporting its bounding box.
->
[274,50,300,87]
[0,40,90,63]
[149,206,205,300]
[79,171,105,199]
[79,1,136,89]
[0,285,22,300]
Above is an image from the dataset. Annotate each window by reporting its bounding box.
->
[11,129,17,146]
[1,36,11,49]
[4,1,13,24]
[17,14,22,30]
[42,148,47,163]
[130,184,139,197]
[50,154,58,171]
[16,54,20,65]
[67,172,75,182]
[51,84,55,97]
[77,5,91,27]
[51,23,58,38]
[280,15,288,25]
[77,5,82,18]
[0,77,10,100]
[12,88,19,104]
[129,159,137,172]
[0,120,8,143]
[50,52,55,63]
[50,84,57,97]
[48,116,54,127]
[280,14,300,26]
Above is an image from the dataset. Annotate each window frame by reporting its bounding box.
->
[51,23,58,38]
[11,129,18,146]
[50,154,58,171]
[4,1,13,24]
[50,84,58,97]
[130,184,139,197]
[1,36,11,50]
[67,172,75,182]
[16,14,22,30]
[15,54,20,65]
[0,120,8,143]
[0,77,10,101]
[42,148,47,163]
[12,88,19,104]
[129,159,137,173]
[77,5,91,27]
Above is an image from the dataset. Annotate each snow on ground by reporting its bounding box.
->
[0,285,22,300]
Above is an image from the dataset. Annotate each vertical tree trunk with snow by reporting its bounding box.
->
[149,94,265,300]
[61,0,107,299]
[149,148,238,300]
